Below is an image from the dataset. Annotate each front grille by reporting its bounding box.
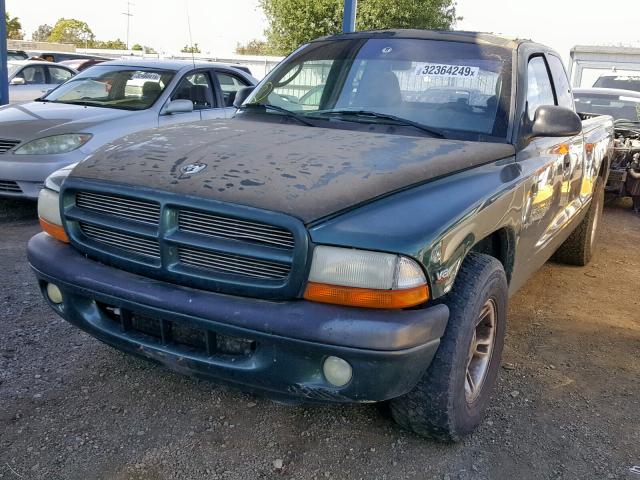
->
[0,139,20,154]
[80,223,161,259]
[76,191,160,225]
[0,180,21,193]
[63,183,306,299]
[179,246,291,280]
[100,303,256,358]
[179,209,295,249]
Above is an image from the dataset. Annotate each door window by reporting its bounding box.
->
[172,72,215,110]
[16,66,47,84]
[216,72,250,106]
[48,66,74,85]
[526,56,556,120]
[547,55,573,109]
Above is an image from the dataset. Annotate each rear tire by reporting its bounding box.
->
[389,252,507,442]
[552,177,604,266]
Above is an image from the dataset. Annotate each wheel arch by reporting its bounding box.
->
[468,227,516,285]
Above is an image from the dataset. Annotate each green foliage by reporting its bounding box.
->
[260,0,459,55]
[48,18,95,46]
[181,43,201,54]
[5,12,24,40]
[131,43,144,51]
[235,39,270,55]
[92,38,127,49]
[31,24,53,42]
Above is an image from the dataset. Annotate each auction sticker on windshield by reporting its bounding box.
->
[415,63,480,78]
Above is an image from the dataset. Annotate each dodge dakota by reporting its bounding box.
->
[28,30,613,441]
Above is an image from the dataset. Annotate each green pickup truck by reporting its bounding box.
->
[29,30,613,441]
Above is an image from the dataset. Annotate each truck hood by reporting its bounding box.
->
[72,118,515,223]
[0,101,146,141]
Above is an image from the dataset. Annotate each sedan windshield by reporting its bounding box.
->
[243,38,512,139]
[574,92,640,121]
[43,65,175,110]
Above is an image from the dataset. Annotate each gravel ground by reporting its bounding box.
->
[0,197,638,480]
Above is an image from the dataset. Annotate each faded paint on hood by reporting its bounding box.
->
[72,118,515,223]
[0,101,149,142]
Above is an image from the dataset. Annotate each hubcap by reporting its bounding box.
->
[465,299,497,403]
[590,194,602,247]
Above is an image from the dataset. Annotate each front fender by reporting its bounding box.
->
[308,156,523,299]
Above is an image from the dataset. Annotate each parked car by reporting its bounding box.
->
[58,58,107,72]
[574,87,640,210]
[29,30,612,441]
[26,51,111,63]
[593,74,640,92]
[7,49,28,61]
[7,60,77,103]
[0,59,256,198]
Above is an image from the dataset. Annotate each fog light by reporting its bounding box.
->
[46,283,63,304]
[323,356,352,387]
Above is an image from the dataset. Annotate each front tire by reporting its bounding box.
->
[389,252,507,442]
[552,176,604,266]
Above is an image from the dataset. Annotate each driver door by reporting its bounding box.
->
[159,71,218,126]
[10,65,49,102]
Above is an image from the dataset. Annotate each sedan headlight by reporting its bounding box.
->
[304,246,429,309]
[15,134,92,155]
[37,165,76,243]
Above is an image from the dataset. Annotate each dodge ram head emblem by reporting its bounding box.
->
[180,162,207,175]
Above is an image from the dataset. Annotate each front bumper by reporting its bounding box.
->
[0,149,87,198]
[28,233,449,403]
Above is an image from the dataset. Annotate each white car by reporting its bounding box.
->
[8,60,77,103]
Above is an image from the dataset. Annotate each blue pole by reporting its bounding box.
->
[0,0,8,106]
[343,0,357,33]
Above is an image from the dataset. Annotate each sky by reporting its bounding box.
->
[6,0,640,61]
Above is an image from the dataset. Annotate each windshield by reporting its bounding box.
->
[243,38,512,139]
[8,52,27,61]
[574,92,640,121]
[43,65,175,110]
[593,75,640,92]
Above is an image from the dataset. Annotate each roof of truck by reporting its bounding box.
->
[315,29,523,49]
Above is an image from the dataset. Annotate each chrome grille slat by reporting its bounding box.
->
[80,223,160,258]
[179,210,295,249]
[76,192,160,224]
[179,247,290,280]
[0,139,20,154]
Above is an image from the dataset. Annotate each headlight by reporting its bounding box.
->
[44,163,78,193]
[304,246,429,309]
[15,134,92,155]
[37,165,74,243]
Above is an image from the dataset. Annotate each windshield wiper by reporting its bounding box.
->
[310,109,445,138]
[242,103,316,127]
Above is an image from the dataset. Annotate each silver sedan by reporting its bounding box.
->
[0,59,257,198]
[8,60,77,103]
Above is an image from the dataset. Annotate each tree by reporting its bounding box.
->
[48,18,95,46]
[235,39,270,55]
[131,43,143,51]
[92,39,127,49]
[32,24,53,42]
[260,0,459,55]
[181,43,201,54]
[5,12,23,40]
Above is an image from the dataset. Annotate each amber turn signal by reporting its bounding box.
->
[39,217,69,243]
[304,282,429,309]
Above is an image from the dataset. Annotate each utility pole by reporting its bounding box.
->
[343,0,357,33]
[122,1,134,50]
[0,0,8,105]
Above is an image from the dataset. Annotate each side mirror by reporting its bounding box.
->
[233,86,255,108]
[530,105,582,138]
[10,77,26,86]
[164,99,194,114]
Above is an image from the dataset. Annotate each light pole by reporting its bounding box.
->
[0,0,9,105]
[122,1,134,50]
[343,0,357,33]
